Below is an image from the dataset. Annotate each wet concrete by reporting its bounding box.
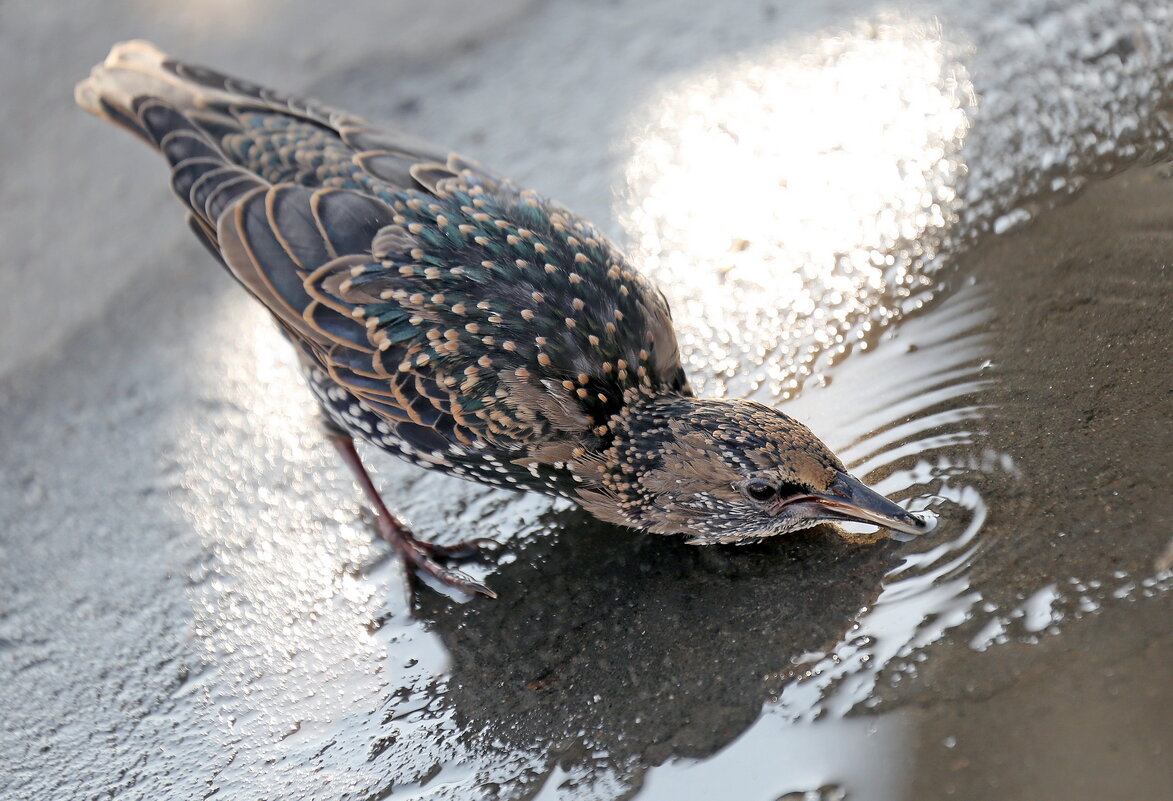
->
[2,0,1171,799]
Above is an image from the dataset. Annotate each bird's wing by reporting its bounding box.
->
[76,41,689,475]
[77,43,539,443]
[129,96,554,456]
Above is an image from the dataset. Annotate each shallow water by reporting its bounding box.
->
[2,1,1171,799]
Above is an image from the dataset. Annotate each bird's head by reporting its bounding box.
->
[574,396,931,543]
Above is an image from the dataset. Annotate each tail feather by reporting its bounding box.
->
[76,41,203,137]
[77,47,270,229]
[76,40,334,133]
[77,40,493,197]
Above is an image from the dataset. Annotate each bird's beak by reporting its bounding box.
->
[778,471,932,540]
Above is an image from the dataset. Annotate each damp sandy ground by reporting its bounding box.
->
[1,1,1170,799]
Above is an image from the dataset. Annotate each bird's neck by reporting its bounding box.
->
[570,392,707,531]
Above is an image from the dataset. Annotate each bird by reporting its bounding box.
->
[76,41,931,598]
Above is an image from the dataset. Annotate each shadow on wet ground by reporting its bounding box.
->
[426,519,894,759]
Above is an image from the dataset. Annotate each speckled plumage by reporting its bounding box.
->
[77,42,929,595]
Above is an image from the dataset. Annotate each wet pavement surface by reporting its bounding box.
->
[2,1,1171,799]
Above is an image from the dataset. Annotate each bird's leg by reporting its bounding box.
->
[327,432,497,598]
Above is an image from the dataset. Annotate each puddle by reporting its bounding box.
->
[3,1,1172,800]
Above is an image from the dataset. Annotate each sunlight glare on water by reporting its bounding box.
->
[622,16,971,399]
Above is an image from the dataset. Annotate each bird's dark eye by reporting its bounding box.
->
[744,479,777,502]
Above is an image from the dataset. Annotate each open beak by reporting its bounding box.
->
[779,471,933,540]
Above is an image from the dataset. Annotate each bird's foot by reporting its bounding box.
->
[374,515,498,599]
[329,432,498,598]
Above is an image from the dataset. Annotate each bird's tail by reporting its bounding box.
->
[77,40,209,143]
[77,40,354,145]
[78,42,271,265]
[74,41,396,354]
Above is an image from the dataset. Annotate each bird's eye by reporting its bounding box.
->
[744,479,777,502]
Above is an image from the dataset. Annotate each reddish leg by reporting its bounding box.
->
[329,433,497,598]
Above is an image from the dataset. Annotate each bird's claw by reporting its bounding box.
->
[434,567,498,599]
[380,520,498,598]
[404,547,497,598]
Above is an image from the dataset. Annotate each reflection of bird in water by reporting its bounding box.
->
[77,41,931,596]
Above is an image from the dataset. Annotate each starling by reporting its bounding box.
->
[76,41,931,597]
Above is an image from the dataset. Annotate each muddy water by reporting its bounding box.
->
[2,1,1171,800]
